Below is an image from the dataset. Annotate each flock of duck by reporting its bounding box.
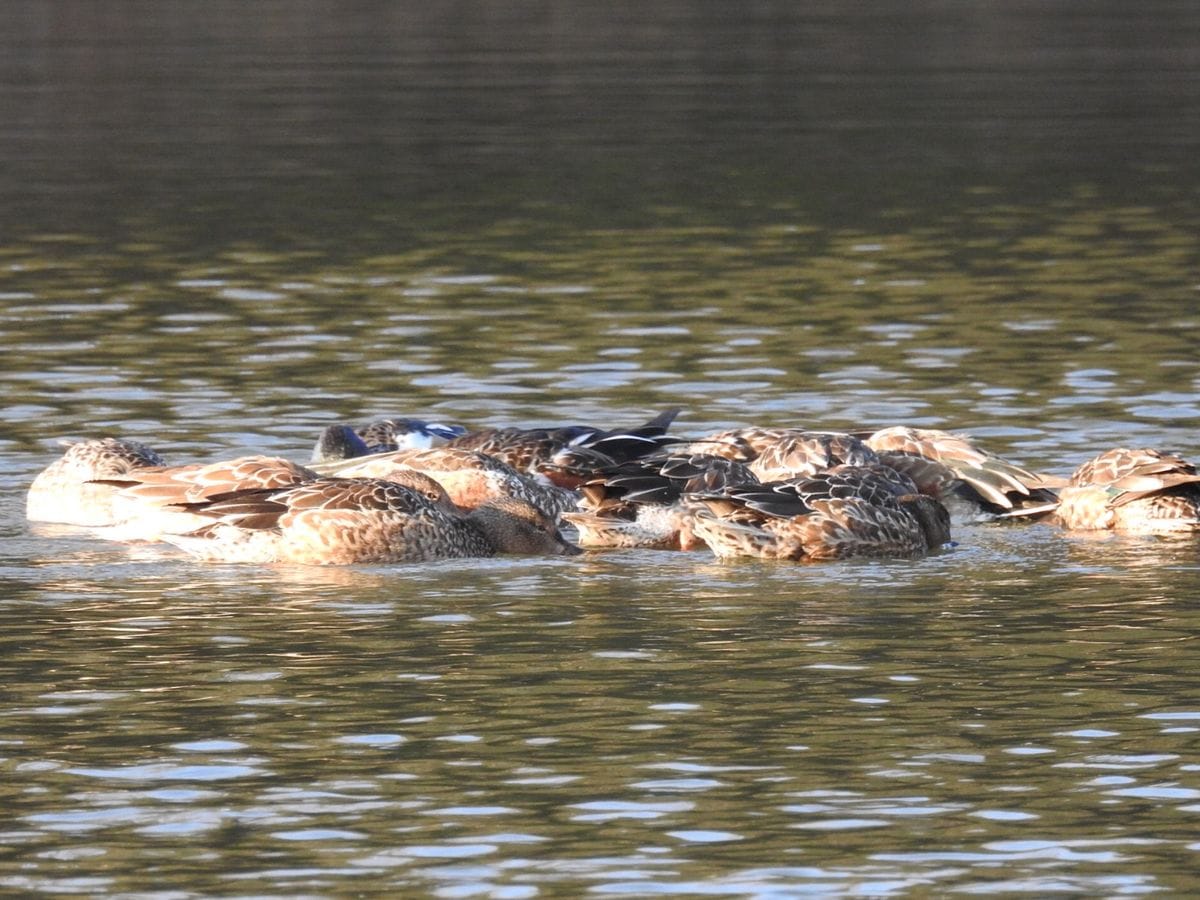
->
[24,408,1200,566]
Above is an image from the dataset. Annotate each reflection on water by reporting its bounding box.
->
[4,196,1200,465]
[4,0,1200,896]
[5,501,1200,894]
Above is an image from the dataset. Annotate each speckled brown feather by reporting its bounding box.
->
[446,409,680,474]
[863,426,1060,512]
[337,447,577,519]
[1054,448,1200,532]
[565,453,757,549]
[104,456,316,502]
[749,432,880,482]
[1069,448,1200,500]
[579,453,758,512]
[696,465,919,520]
[678,427,802,462]
[85,455,320,541]
[561,509,686,550]
[767,497,943,560]
[163,477,580,565]
[27,437,167,526]
[688,465,950,562]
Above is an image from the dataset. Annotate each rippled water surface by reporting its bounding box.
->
[4,2,1200,896]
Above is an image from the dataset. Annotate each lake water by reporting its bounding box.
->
[4,2,1200,896]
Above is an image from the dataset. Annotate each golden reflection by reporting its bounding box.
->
[1058,529,1200,572]
[5,195,1200,453]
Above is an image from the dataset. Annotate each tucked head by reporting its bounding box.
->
[312,425,372,463]
[470,498,582,556]
[61,437,166,476]
[899,493,952,549]
[359,418,469,453]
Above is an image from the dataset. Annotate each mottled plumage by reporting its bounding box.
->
[445,408,681,479]
[563,452,758,550]
[579,453,759,511]
[563,504,700,550]
[1053,447,1200,533]
[862,426,1061,518]
[688,465,952,562]
[748,431,881,482]
[317,446,578,520]
[27,438,166,526]
[162,477,581,565]
[677,426,803,462]
[96,456,452,542]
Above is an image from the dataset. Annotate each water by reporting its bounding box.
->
[4,2,1200,895]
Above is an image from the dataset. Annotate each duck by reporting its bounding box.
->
[27,437,167,526]
[89,453,456,544]
[312,419,468,463]
[357,418,467,451]
[686,464,952,562]
[312,446,579,521]
[444,407,682,484]
[562,452,759,550]
[859,426,1063,520]
[87,454,341,541]
[160,477,581,565]
[746,431,882,482]
[680,424,1061,523]
[674,426,801,462]
[1051,447,1200,533]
